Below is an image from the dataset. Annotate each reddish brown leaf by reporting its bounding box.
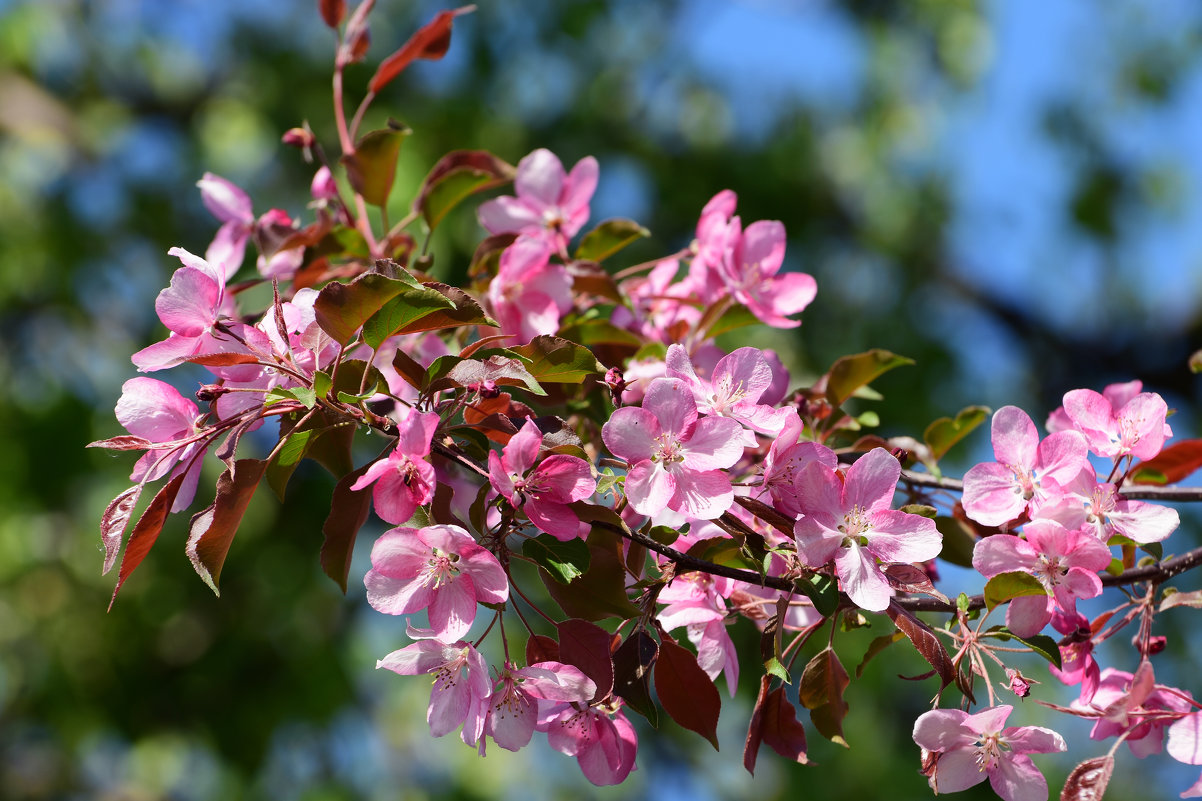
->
[100,485,143,575]
[87,435,153,451]
[540,525,639,621]
[799,646,849,746]
[368,6,475,94]
[612,629,658,725]
[412,150,515,230]
[319,0,345,28]
[655,631,721,749]
[761,686,809,765]
[390,346,426,391]
[744,676,772,775]
[109,473,187,610]
[1130,439,1202,485]
[883,563,950,604]
[321,463,374,593]
[1060,755,1114,801]
[557,618,615,703]
[733,495,798,538]
[186,459,266,595]
[525,634,560,665]
[185,352,261,367]
[887,601,956,693]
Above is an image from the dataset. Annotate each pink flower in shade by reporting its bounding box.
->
[488,419,595,541]
[1062,387,1171,460]
[376,638,492,746]
[665,344,793,444]
[1047,611,1101,704]
[537,699,638,786]
[658,573,740,696]
[1168,712,1202,797]
[1037,462,1179,545]
[350,406,440,525]
[1080,665,1194,758]
[912,705,1066,801]
[483,661,596,753]
[197,172,253,280]
[961,406,1089,528]
[254,208,304,280]
[760,411,838,517]
[487,236,574,343]
[113,377,207,514]
[971,520,1111,638]
[601,377,746,519]
[793,448,942,612]
[478,148,598,252]
[364,524,509,643]
[717,218,816,329]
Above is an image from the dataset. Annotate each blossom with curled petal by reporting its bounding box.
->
[364,524,508,642]
[537,698,638,787]
[912,705,1066,801]
[376,638,491,746]
[484,661,596,752]
[602,377,745,519]
[794,447,942,612]
[1061,387,1171,460]
[350,406,440,525]
[665,344,793,443]
[113,377,207,514]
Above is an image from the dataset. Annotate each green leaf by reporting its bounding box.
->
[647,525,679,546]
[705,304,760,339]
[413,150,515,231]
[264,386,317,409]
[523,534,591,584]
[934,516,977,569]
[313,272,415,345]
[341,121,411,207]
[313,371,333,399]
[924,405,990,461]
[1012,633,1061,669]
[764,655,792,684]
[899,504,937,518]
[824,349,914,407]
[573,218,649,263]
[795,573,839,618]
[510,335,604,384]
[361,285,457,348]
[557,317,644,347]
[983,571,1046,612]
[266,426,318,500]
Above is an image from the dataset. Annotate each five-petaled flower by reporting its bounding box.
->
[488,418,595,540]
[364,524,509,642]
[913,705,1066,801]
[350,406,440,525]
[376,637,492,747]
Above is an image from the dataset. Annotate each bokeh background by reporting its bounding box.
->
[4,0,1202,798]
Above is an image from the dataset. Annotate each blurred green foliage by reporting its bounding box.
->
[3,0,1202,798]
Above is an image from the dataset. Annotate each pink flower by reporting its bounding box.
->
[484,661,596,752]
[665,344,793,443]
[1038,462,1179,545]
[1047,611,1101,704]
[1062,387,1171,460]
[487,235,573,343]
[376,638,492,746]
[658,573,740,696]
[113,377,206,514]
[488,419,595,540]
[1168,712,1202,797]
[538,699,638,786]
[760,411,838,517]
[912,705,1066,801]
[793,448,942,612]
[961,406,1089,527]
[478,148,598,252]
[717,218,816,329]
[1047,380,1144,433]
[364,524,509,642]
[972,520,1111,637]
[197,172,253,279]
[350,406,440,525]
[1081,665,1194,758]
[601,377,746,519]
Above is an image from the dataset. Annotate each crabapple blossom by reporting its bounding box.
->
[665,344,793,443]
[197,172,253,279]
[488,419,594,540]
[961,406,1089,527]
[376,637,491,746]
[972,520,1111,637]
[1037,462,1179,544]
[793,447,942,612]
[1061,387,1171,460]
[1080,665,1194,758]
[350,406,441,525]
[657,573,740,696]
[113,377,207,514]
[538,698,639,786]
[717,218,816,329]
[912,705,1066,801]
[364,524,508,642]
[478,148,598,252]
[1047,611,1101,704]
[760,412,838,517]
[487,235,573,343]
[602,377,746,519]
[483,661,596,752]
[1047,380,1146,434]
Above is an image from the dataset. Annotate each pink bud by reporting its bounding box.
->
[310,166,338,201]
[282,127,316,150]
[1005,668,1033,698]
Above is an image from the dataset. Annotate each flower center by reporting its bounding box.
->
[838,505,871,547]
[651,432,685,464]
[1033,553,1069,591]
[973,731,1009,771]
[421,548,460,589]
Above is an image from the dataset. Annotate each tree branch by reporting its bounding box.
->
[900,468,1202,501]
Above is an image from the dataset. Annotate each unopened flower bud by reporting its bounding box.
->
[604,367,627,406]
[310,166,338,201]
[196,384,228,403]
[1134,633,1167,656]
[1004,668,1033,698]
[281,127,316,150]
